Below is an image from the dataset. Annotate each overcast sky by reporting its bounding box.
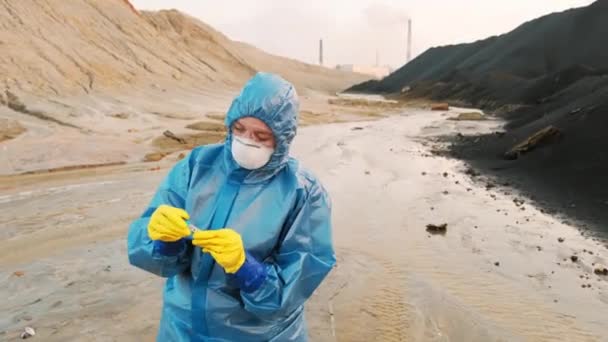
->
[131,0,594,69]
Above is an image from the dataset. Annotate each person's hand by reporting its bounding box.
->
[147,205,190,242]
[192,229,246,273]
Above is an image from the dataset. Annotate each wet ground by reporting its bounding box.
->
[1,108,607,341]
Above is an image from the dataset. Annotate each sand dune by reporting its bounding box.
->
[0,0,370,174]
[0,1,366,97]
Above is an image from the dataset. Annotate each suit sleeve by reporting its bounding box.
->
[127,155,193,278]
[238,181,336,319]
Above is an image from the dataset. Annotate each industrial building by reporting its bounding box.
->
[334,64,393,79]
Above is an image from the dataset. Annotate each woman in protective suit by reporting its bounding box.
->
[127,72,336,341]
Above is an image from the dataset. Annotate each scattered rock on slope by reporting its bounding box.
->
[0,119,26,142]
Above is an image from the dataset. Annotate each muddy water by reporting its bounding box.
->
[292,111,608,341]
[1,109,607,341]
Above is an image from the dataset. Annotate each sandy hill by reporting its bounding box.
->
[142,10,364,96]
[0,0,369,174]
[0,0,365,98]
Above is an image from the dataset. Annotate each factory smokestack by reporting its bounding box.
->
[319,39,324,66]
[407,19,412,63]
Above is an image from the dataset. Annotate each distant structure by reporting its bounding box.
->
[319,39,324,66]
[335,64,393,79]
[407,19,412,63]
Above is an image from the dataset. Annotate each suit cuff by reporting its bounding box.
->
[235,252,268,293]
[153,239,187,257]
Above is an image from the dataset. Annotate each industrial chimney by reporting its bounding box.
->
[407,19,412,63]
[319,39,324,66]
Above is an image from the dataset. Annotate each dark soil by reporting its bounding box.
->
[348,0,608,237]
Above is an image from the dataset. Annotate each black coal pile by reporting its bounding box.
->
[348,0,608,234]
[349,0,608,105]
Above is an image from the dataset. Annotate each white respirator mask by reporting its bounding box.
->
[231,136,274,170]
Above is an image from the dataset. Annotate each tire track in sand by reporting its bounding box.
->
[330,247,411,342]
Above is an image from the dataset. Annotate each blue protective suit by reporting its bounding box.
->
[127,72,336,341]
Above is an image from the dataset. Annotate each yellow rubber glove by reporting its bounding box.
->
[147,205,191,242]
[192,229,246,274]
